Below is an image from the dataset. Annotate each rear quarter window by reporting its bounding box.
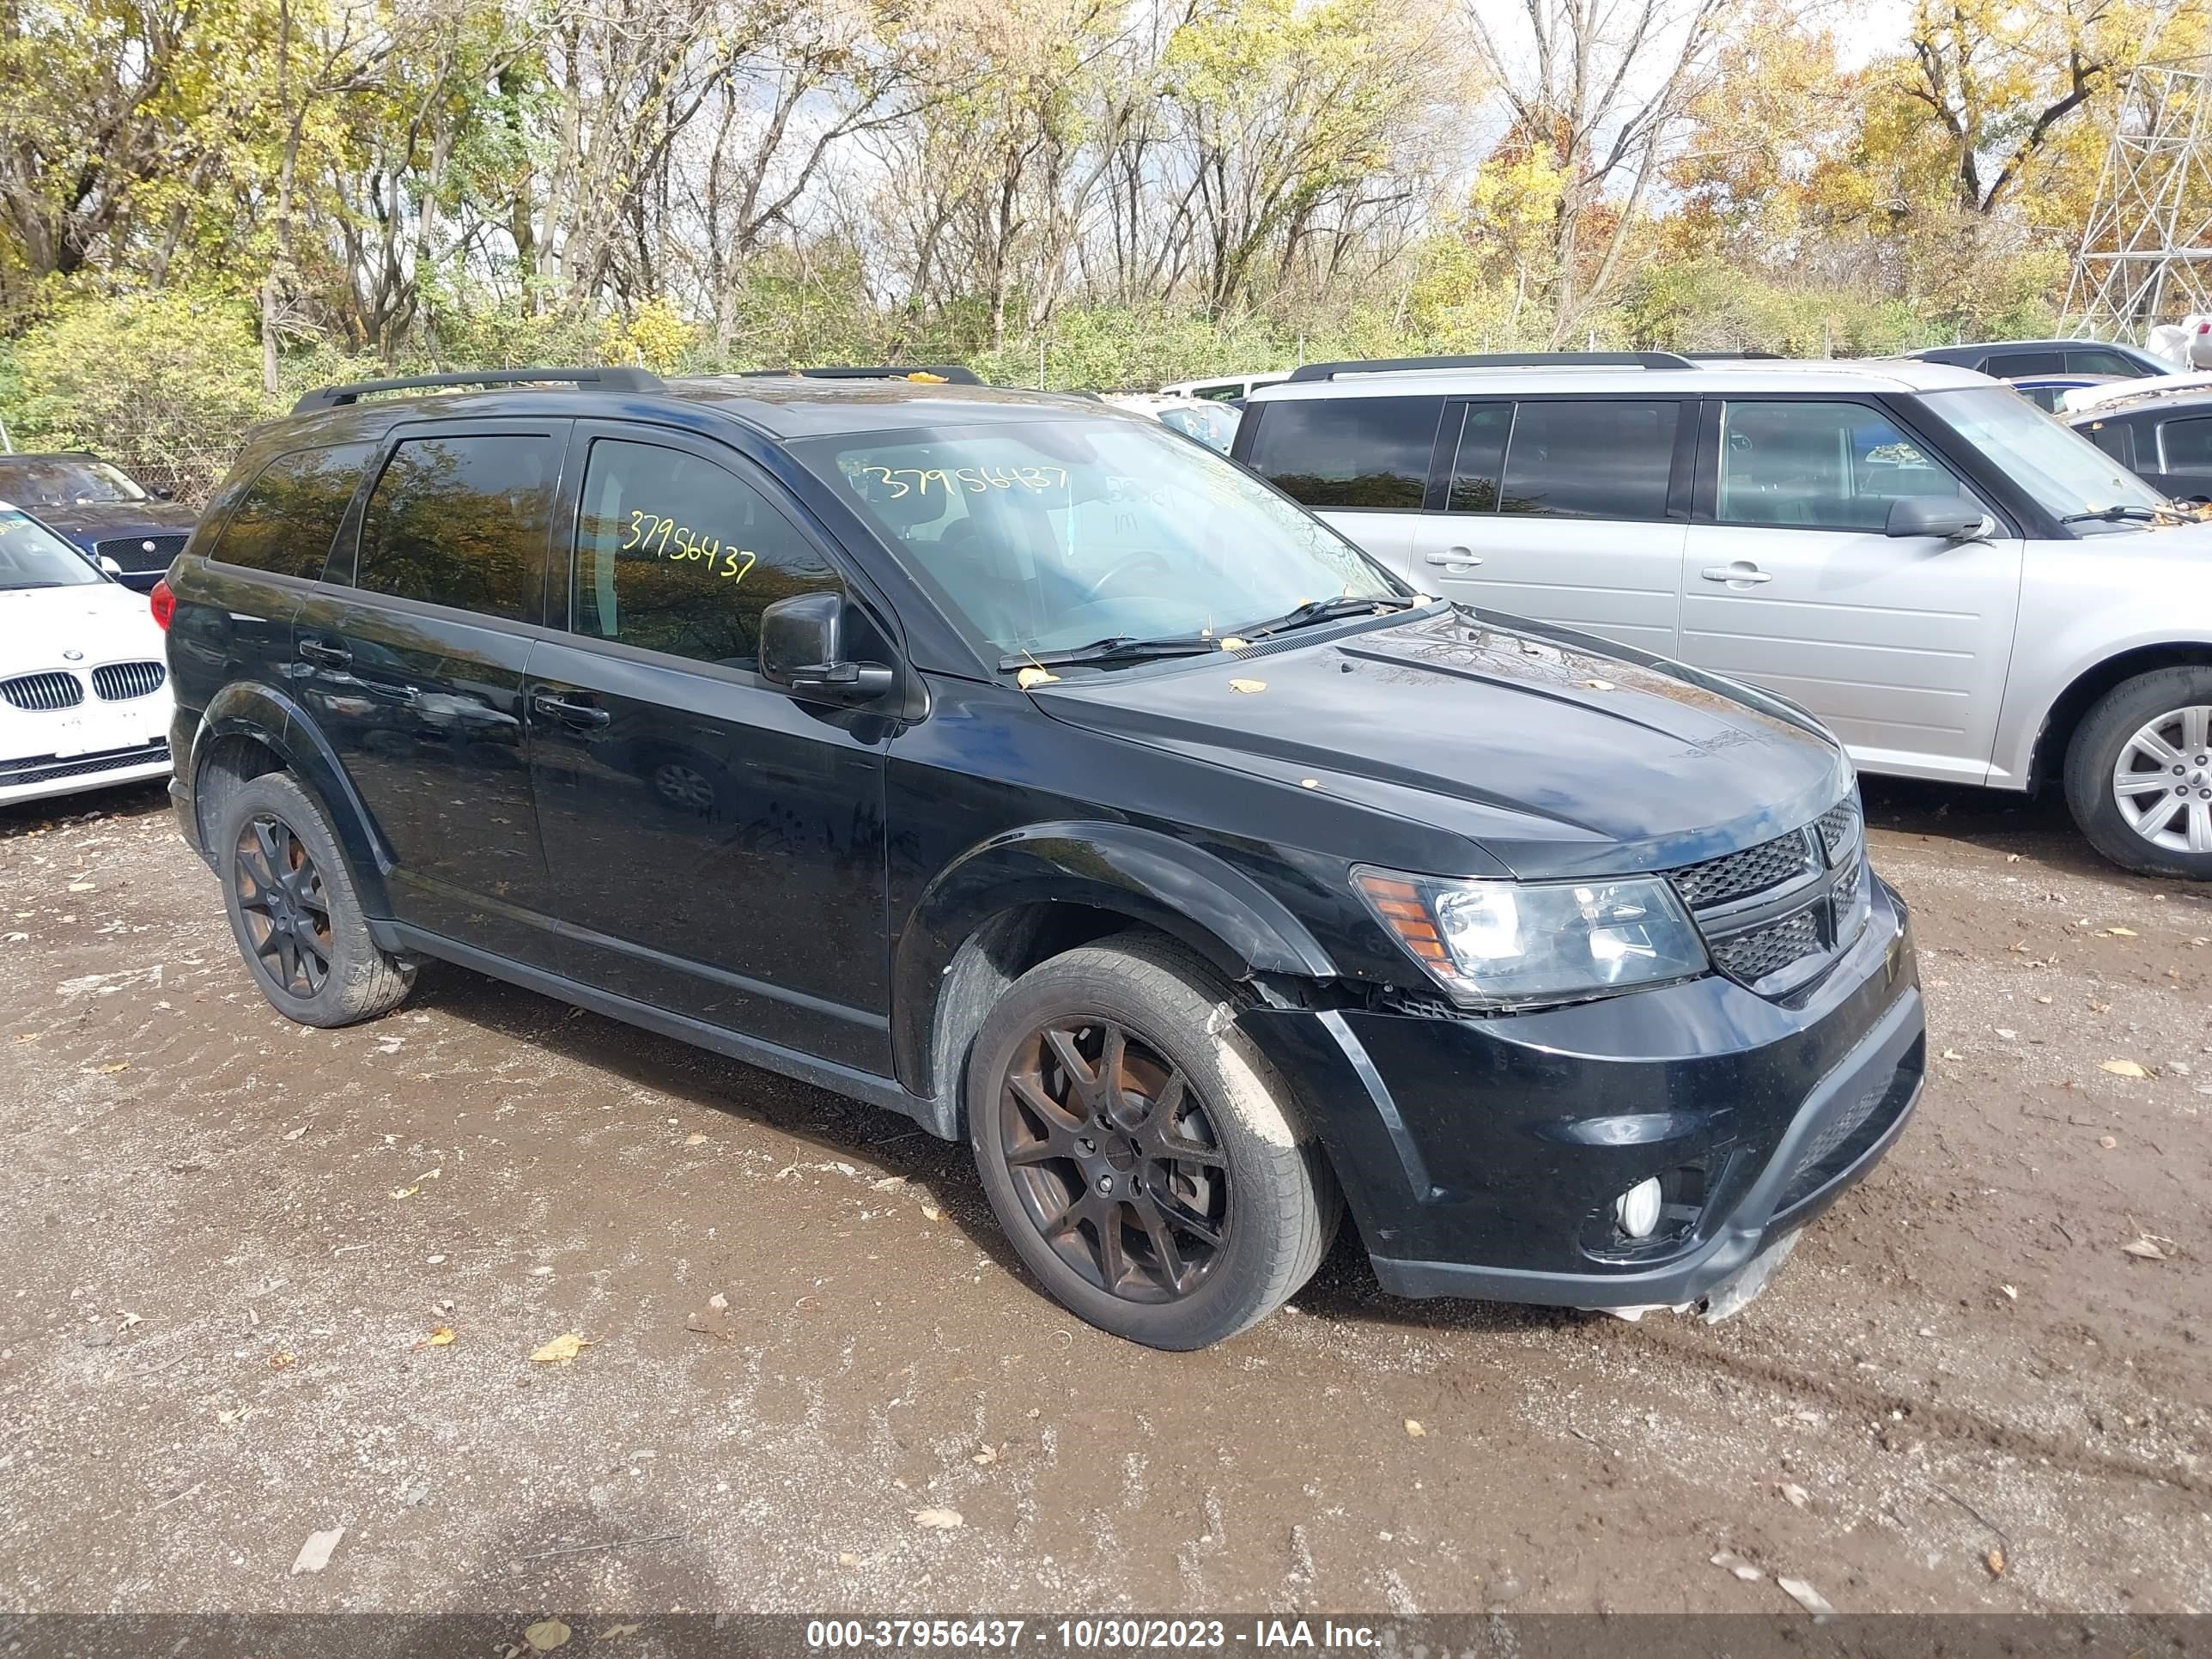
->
[1245,397,1441,510]
[208,443,374,580]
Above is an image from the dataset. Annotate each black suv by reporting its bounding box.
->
[161,365,1924,1349]
[2069,384,2212,503]
[0,450,198,591]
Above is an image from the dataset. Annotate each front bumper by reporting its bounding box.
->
[1247,876,1923,1310]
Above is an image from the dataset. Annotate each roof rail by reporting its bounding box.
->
[1287,351,1695,382]
[291,367,664,414]
[1683,350,1784,360]
[735,364,981,386]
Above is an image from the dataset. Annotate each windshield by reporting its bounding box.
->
[1918,386,2168,532]
[0,456,149,505]
[0,504,102,589]
[801,417,1407,659]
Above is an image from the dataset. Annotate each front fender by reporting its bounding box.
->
[195,679,395,915]
[890,821,1337,1098]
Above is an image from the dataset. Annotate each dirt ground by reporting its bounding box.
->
[1,774,2206,1619]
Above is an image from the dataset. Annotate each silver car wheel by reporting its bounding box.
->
[652,760,716,812]
[2112,703,2212,854]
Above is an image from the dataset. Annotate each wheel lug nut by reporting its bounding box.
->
[1097,1176,1114,1194]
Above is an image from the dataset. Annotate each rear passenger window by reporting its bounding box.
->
[2160,418,2212,470]
[355,434,558,622]
[571,440,840,669]
[1717,401,1964,530]
[1246,398,1439,509]
[210,443,373,579]
[1983,350,2064,377]
[1499,400,1676,520]
[1445,404,1511,512]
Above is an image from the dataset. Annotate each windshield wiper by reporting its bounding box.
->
[2062,503,2196,526]
[998,635,1221,672]
[1240,592,1420,640]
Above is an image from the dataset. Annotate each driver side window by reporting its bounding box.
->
[1717,401,1972,532]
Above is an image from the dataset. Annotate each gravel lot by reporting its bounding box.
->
[1,775,2206,1617]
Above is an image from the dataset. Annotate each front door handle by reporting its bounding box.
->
[1425,546,1484,568]
[297,638,353,668]
[1701,562,1773,586]
[532,691,611,729]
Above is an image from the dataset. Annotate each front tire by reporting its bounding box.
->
[2064,667,2212,878]
[216,772,415,1026]
[968,935,1340,1349]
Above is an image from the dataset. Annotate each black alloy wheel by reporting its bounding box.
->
[233,812,335,998]
[999,1018,1230,1304]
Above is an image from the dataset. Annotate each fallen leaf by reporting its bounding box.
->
[1710,1550,1764,1582]
[2000,1284,2017,1300]
[2100,1135,2118,1150]
[1015,666,1059,689]
[1218,636,1249,651]
[523,1618,572,1651]
[684,1133,707,1146]
[391,1186,419,1200]
[283,1124,308,1141]
[289,1527,344,1575]
[2109,926,2137,937]
[920,1203,943,1222]
[1984,1547,2007,1578]
[1778,1482,1809,1509]
[529,1333,592,1364]
[836,1553,859,1568]
[972,1444,1000,1466]
[2100,1059,2148,1079]
[1582,678,1617,691]
[97,1061,130,1075]
[1994,1028,2019,1041]
[68,881,95,892]
[600,1625,641,1641]
[1298,778,1320,788]
[1227,678,1267,694]
[1941,1048,1963,1062]
[269,1352,296,1370]
[1403,1418,1425,1438]
[912,1508,963,1529]
[870,1176,907,1191]
[708,1291,728,1311]
[1777,1577,1836,1617]
[412,1326,455,1351]
[2121,1238,2170,1261]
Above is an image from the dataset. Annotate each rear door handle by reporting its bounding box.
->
[297,638,352,667]
[1425,547,1483,568]
[1701,562,1773,586]
[532,691,611,729]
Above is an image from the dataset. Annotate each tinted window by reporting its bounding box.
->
[1446,404,1511,512]
[2082,420,2132,465]
[573,440,839,668]
[1717,401,1963,530]
[2160,417,2212,471]
[1984,350,2065,377]
[1247,398,1440,509]
[212,444,373,579]
[355,435,557,621]
[2066,349,2140,377]
[1499,400,1676,520]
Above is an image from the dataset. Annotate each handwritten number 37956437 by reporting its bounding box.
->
[623,510,758,582]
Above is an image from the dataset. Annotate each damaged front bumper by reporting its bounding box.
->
[1247,876,1923,1315]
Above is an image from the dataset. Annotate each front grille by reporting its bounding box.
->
[1711,905,1825,983]
[93,533,189,571]
[0,740,169,788]
[1,670,85,712]
[1816,799,1861,865]
[91,659,166,702]
[1672,830,1820,909]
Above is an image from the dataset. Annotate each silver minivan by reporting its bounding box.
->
[1233,352,2212,879]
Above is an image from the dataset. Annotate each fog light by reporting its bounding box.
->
[1615,1176,1663,1239]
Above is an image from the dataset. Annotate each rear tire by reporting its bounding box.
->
[968,934,1340,1349]
[2063,666,2212,879]
[215,772,415,1026]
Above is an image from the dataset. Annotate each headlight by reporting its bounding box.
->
[1353,865,1708,1008]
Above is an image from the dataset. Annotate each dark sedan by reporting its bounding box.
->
[0,452,198,592]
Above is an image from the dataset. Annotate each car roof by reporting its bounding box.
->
[1912,339,2137,356]
[0,450,101,462]
[267,374,1126,447]
[2067,380,2212,420]
[1246,356,1991,402]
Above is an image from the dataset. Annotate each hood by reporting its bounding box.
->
[30,500,199,546]
[1030,608,1851,879]
[0,581,166,667]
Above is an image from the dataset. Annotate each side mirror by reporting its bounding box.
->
[758,592,896,702]
[98,555,124,577]
[1885,495,1992,541]
[153,486,177,501]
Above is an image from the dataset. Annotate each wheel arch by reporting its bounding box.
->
[2027,642,2212,793]
[191,681,394,914]
[893,823,1336,1136]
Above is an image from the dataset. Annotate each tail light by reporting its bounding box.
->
[149,578,175,631]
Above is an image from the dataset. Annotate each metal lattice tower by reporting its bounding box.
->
[2065,62,2212,337]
